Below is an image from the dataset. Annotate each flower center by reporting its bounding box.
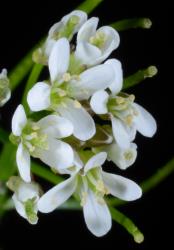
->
[24,197,38,224]
[52,15,80,40]
[22,122,48,155]
[89,31,107,49]
[108,94,138,126]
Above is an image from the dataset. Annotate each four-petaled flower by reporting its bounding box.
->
[11,104,74,182]
[38,152,142,237]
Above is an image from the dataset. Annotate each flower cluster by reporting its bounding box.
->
[8,10,157,237]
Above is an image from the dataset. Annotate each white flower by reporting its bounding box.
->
[7,176,40,224]
[105,142,137,170]
[90,90,157,149]
[75,17,120,66]
[0,69,11,107]
[34,10,87,63]
[11,104,74,182]
[38,152,142,237]
[28,38,115,141]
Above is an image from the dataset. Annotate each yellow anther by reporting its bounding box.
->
[32,125,40,131]
[63,73,71,82]
[96,180,109,195]
[125,115,133,125]
[58,89,66,97]
[89,36,96,44]
[116,96,125,105]
[124,151,133,161]
[74,100,82,108]
[30,132,38,139]
[129,94,135,102]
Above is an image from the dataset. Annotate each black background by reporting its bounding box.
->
[0,0,172,249]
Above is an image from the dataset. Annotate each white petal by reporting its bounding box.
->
[133,103,157,137]
[102,171,142,201]
[17,182,39,202]
[12,194,26,219]
[57,99,96,141]
[48,21,63,38]
[75,42,102,66]
[37,115,73,139]
[125,125,137,142]
[12,105,27,136]
[38,175,77,213]
[44,38,57,57]
[27,82,51,112]
[77,17,99,43]
[107,142,137,170]
[48,38,70,82]
[83,190,111,237]
[111,116,130,149]
[78,64,114,98]
[90,90,109,114]
[38,138,74,170]
[16,143,31,183]
[97,26,120,60]
[84,152,107,173]
[62,10,88,33]
[105,59,123,94]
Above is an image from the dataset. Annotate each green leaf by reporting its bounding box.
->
[111,18,152,31]
[110,206,144,244]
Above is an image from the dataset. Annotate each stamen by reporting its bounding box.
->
[63,73,71,82]
[74,100,82,108]
[124,151,133,161]
[80,192,88,206]
[125,114,133,125]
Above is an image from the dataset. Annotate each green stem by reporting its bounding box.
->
[141,158,174,192]
[9,51,34,91]
[22,64,43,115]
[78,0,104,13]
[123,66,158,90]
[109,158,174,207]
[0,127,9,144]
[111,18,152,31]
[31,162,63,185]
[110,206,144,243]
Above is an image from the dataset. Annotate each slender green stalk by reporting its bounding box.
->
[110,207,144,243]
[9,51,34,91]
[78,0,104,13]
[31,162,63,185]
[0,142,16,181]
[109,158,174,207]
[111,18,152,31]
[123,66,158,90]
[22,64,43,115]
[141,158,174,192]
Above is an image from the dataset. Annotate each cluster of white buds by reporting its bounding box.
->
[8,10,157,237]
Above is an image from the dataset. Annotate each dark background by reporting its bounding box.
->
[0,0,172,249]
